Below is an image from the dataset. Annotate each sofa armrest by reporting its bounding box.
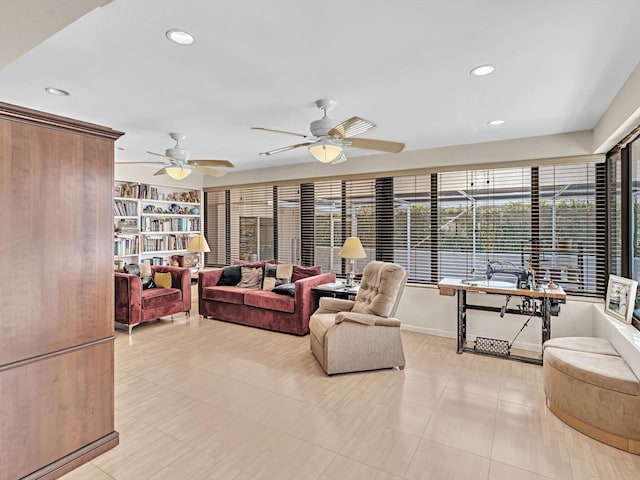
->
[199,268,223,287]
[198,268,224,314]
[114,272,142,326]
[293,272,336,332]
[152,266,191,312]
[336,311,401,327]
[318,297,356,313]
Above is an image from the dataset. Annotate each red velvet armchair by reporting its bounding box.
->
[114,265,191,334]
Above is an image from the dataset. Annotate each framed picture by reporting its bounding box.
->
[605,275,638,324]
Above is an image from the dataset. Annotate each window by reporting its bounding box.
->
[538,163,603,295]
[313,180,342,273]
[277,185,301,264]
[437,168,532,282]
[204,190,227,265]
[394,174,432,282]
[230,186,274,262]
[205,158,606,297]
[632,141,640,280]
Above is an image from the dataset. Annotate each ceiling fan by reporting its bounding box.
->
[252,99,405,164]
[115,132,234,180]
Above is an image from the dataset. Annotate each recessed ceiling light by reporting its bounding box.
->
[470,64,495,77]
[487,120,504,126]
[166,29,196,46]
[45,87,70,96]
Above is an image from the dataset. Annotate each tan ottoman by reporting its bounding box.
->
[543,337,640,454]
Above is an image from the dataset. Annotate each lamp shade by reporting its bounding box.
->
[339,237,367,259]
[165,166,192,180]
[309,143,342,163]
[187,235,211,253]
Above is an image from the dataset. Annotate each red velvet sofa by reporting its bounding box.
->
[198,267,335,335]
[114,265,191,334]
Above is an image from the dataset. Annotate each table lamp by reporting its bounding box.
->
[187,235,210,271]
[339,237,367,287]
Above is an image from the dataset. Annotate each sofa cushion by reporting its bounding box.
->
[263,263,293,291]
[141,287,181,309]
[141,275,156,290]
[237,267,263,288]
[272,282,296,297]
[243,290,295,313]
[202,286,247,305]
[123,263,141,276]
[543,337,619,356]
[139,262,152,277]
[544,347,640,396]
[154,272,173,289]
[217,265,242,286]
[292,265,322,282]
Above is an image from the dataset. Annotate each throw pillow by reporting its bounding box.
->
[262,263,293,291]
[272,282,296,297]
[141,276,156,290]
[236,267,263,289]
[123,263,141,276]
[139,262,152,277]
[154,272,173,289]
[291,265,322,282]
[217,265,242,286]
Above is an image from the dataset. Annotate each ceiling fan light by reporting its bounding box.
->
[309,144,342,163]
[165,166,192,180]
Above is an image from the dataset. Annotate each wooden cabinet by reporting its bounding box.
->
[0,102,123,480]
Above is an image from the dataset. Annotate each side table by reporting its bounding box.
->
[312,283,360,301]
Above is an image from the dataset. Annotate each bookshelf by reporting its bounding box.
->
[113,181,202,270]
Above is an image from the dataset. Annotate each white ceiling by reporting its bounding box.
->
[2,0,640,175]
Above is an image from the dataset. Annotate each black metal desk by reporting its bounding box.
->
[438,278,566,365]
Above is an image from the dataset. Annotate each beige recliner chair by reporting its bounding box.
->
[309,261,408,375]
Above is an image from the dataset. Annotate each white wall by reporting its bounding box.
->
[397,285,595,353]
[206,131,597,188]
[593,304,640,377]
[593,62,640,153]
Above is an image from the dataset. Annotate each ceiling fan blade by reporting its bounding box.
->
[328,116,376,139]
[188,159,235,168]
[114,161,167,165]
[193,166,228,177]
[344,137,405,153]
[153,168,167,176]
[251,127,309,138]
[147,150,175,161]
[330,151,348,165]
[259,142,314,156]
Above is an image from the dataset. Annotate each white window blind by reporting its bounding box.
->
[277,185,301,264]
[204,191,226,265]
[437,168,532,281]
[229,186,274,262]
[313,180,343,273]
[205,158,606,296]
[538,163,603,295]
[393,174,432,282]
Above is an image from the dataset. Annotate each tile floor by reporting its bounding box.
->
[61,294,640,480]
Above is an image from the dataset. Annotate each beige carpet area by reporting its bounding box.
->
[61,294,640,479]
